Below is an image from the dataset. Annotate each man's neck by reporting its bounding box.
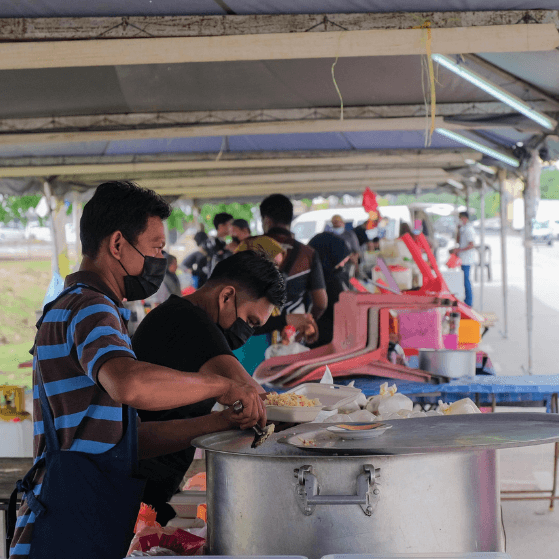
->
[184,287,217,322]
[79,256,124,301]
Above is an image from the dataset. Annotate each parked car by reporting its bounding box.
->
[532,220,554,246]
[472,217,501,231]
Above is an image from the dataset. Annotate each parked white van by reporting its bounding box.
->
[291,206,413,244]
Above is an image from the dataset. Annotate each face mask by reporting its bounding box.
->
[218,294,255,350]
[333,226,345,235]
[118,241,167,301]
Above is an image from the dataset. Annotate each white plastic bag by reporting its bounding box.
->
[365,382,397,413]
[324,413,352,423]
[348,409,377,422]
[377,393,414,416]
[438,398,481,415]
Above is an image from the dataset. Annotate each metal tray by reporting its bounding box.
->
[193,413,559,457]
[278,413,559,454]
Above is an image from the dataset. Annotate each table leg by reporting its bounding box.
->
[551,394,559,511]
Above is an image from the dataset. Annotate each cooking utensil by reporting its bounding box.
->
[419,348,476,378]
[232,400,275,448]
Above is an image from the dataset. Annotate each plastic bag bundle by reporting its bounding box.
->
[347,409,377,422]
[377,392,414,416]
[438,398,481,415]
[365,382,397,413]
[324,413,352,423]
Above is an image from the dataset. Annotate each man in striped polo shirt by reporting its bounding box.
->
[9,182,266,559]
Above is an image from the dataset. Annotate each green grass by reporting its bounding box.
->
[0,341,33,389]
[0,259,51,389]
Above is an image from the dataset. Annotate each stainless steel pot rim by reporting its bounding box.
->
[193,413,559,457]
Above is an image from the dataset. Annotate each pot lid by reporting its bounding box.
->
[193,413,559,457]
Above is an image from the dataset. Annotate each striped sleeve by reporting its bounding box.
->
[71,295,136,384]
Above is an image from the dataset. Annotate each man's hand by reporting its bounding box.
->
[286,313,319,344]
[217,379,267,428]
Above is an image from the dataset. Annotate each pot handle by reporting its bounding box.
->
[294,464,380,516]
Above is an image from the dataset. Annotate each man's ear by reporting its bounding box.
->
[219,285,236,304]
[108,231,124,259]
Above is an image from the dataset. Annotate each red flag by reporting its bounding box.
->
[362,188,379,213]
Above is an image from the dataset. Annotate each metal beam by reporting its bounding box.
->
[127,169,449,189]
[0,149,480,179]
[0,115,540,147]
[1,12,558,40]
[1,102,554,136]
[0,25,557,71]
[146,179,444,199]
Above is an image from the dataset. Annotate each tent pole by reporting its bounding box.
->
[523,151,541,375]
[44,179,60,276]
[479,179,486,312]
[498,169,508,339]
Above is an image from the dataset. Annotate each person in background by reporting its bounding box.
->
[360,236,381,278]
[203,212,234,274]
[132,251,286,524]
[228,218,252,251]
[453,211,476,307]
[331,214,360,276]
[307,232,352,348]
[8,182,266,559]
[156,253,183,303]
[181,231,209,288]
[260,193,327,337]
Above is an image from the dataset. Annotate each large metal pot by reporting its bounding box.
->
[203,447,501,558]
[194,414,559,559]
[419,349,477,378]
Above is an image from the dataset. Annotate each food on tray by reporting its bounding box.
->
[265,392,321,407]
[335,423,386,431]
[297,436,317,446]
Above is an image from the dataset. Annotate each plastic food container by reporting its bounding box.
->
[286,383,363,411]
[266,384,363,422]
[167,490,206,518]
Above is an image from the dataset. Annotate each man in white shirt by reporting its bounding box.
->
[454,211,476,307]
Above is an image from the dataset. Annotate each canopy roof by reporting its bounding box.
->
[1,2,558,200]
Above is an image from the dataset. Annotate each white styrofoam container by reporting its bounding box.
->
[286,383,363,411]
[167,490,206,518]
[321,554,511,559]
[266,384,363,422]
[266,404,323,423]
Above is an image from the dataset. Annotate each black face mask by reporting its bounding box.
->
[118,241,167,301]
[218,295,255,350]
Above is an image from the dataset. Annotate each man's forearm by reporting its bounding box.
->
[98,358,231,411]
[138,412,233,459]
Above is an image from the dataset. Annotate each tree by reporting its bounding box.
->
[0,194,42,226]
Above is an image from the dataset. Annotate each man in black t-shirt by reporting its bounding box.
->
[132,251,286,523]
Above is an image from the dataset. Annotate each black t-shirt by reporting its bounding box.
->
[131,296,234,512]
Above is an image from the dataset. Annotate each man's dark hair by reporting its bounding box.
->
[208,251,286,309]
[459,211,470,220]
[213,212,233,229]
[259,194,293,226]
[232,218,250,232]
[80,181,171,258]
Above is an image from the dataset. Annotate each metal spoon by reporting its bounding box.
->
[232,400,275,448]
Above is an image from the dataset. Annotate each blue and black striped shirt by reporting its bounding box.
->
[10,271,136,559]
